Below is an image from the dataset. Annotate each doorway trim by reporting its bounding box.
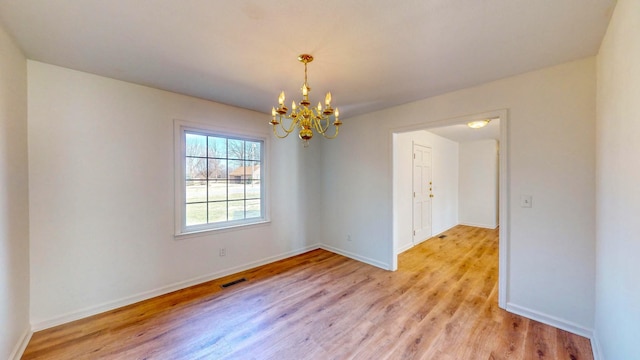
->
[390,109,509,309]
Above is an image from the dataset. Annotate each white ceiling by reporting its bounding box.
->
[0,0,616,119]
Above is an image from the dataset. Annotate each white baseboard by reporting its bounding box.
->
[397,242,413,254]
[508,302,600,360]
[506,302,593,339]
[31,245,321,331]
[320,244,392,270]
[9,328,32,360]
[458,221,498,229]
[590,330,603,360]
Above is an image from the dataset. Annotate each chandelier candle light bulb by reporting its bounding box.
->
[270,54,342,147]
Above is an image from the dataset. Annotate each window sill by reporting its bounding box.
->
[174,219,271,240]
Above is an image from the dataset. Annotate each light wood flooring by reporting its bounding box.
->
[22,225,593,359]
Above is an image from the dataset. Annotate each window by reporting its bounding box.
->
[175,122,267,235]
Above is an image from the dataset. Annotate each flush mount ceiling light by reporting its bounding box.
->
[270,54,342,147]
[467,119,491,129]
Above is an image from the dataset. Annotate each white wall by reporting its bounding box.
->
[27,61,322,328]
[0,24,30,359]
[13,31,603,350]
[394,130,459,253]
[594,0,640,358]
[459,140,498,228]
[322,57,596,334]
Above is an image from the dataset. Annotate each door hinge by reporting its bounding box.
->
[413,230,416,236]
[413,192,416,197]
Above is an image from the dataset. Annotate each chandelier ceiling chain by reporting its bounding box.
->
[270,54,342,147]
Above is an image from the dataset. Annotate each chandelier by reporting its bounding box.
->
[270,54,342,147]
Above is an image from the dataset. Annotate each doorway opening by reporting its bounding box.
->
[391,109,509,309]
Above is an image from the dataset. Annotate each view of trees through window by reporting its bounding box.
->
[184,132,262,227]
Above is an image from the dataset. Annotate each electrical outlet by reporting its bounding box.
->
[219,248,226,257]
[520,195,532,208]
[347,234,352,241]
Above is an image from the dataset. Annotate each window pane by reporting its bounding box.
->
[245,161,260,182]
[208,202,227,223]
[228,139,244,159]
[246,199,261,219]
[186,134,207,157]
[186,203,207,226]
[245,141,261,161]
[208,180,227,201]
[228,200,245,220]
[186,157,207,180]
[186,180,207,203]
[246,179,260,200]
[208,136,227,158]
[229,182,244,200]
[228,160,244,201]
[208,158,226,179]
[227,160,243,177]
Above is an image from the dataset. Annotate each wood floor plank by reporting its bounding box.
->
[22,225,594,359]
[555,328,593,360]
[523,320,556,360]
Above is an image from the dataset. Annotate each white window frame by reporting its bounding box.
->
[174,119,269,236]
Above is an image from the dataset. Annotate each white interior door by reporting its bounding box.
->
[413,144,432,244]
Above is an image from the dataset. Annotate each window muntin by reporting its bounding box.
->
[181,130,264,233]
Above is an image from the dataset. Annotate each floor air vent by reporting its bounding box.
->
[221,278,247,288]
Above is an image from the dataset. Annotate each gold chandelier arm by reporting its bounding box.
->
[272,115,298,138]
[311,115,340,139]
[313,116,331,134]
[319,124,340,139]
[279,116,297,134]
[272,125,290,138]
